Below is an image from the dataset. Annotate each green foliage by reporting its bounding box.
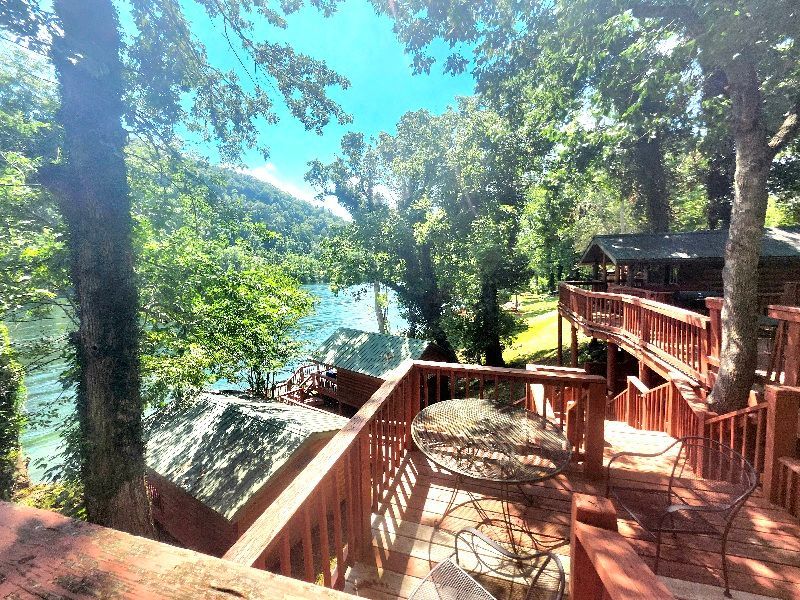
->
[0,324,26,500]
[13,481,85,519]
[131,147,314,401]
[312,100,533,364]
[372,0,800,295]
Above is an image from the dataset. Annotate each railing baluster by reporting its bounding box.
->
[302,503,314,583]
[318,485,331,587]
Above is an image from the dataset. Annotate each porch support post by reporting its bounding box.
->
[601,256,608,284]
[606,342,617,400]
[571,325,579,368]
[763,385,800,503]
[583,383,606,479]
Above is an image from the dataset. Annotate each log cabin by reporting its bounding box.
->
[144,393,347,557]
[309,327,451,410]
[579,227,800,308]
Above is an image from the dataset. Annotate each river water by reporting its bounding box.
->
[7,284,406,481]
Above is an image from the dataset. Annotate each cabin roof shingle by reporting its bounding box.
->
[145,394,347,521]
[579,227,800,265]
[310,327,436,379]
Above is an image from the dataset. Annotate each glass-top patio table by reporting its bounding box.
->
[411,397,572,546]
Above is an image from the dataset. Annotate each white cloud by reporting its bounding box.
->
[238,163,351,220]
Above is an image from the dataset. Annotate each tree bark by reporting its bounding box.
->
[706,148,735,228]
[631,133,670,233]
[50,0,153,536]
[373,281,389,334]
[479,280,505,367]
[703,68,735,229]
[710,57,771,413]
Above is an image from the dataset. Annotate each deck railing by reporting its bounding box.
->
[269,362,327,399]
[608,373,800,504]
[570,494,674,600]
[766,305,800,387]
[224,360,607,590]
[559,283,712,383]
[223,362,415,586]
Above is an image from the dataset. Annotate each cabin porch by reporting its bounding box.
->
[344,421,799,600]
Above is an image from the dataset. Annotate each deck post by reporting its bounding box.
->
[763,385,800,503]
[667,377,680,438]
[625,376,637,428]
[606,342,617,400]
[569,494,617,600]
[638,361,653,388]
[583,383,606,479]
[557,311,563,367]
[570,325,579,368]
[406,366,420,449]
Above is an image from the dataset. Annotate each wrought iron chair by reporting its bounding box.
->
[409,528,565,600]
[605,436,758,598]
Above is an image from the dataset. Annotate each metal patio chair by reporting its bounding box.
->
[606,436,758,598]
[409,528,565,600]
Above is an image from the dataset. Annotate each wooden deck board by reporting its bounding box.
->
[344,421,800,599]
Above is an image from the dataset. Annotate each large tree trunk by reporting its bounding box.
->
[707,148,735,228]
[478,280,505,367]
[631,133,670,232]
[373,281,389,334]
[703,68,735,229]
[50,0,153,536]
[710,57,771,413]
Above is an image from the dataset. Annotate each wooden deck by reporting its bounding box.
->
[344,421,800,600]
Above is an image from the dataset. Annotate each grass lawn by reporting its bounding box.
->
[503,292,591,368]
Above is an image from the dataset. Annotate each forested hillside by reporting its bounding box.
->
[223,170,341,257]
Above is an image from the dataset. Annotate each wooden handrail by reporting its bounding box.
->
[227,359,610,584]
[560,283,713,383]
[224,361,415,571]
[0,502,357,599]
[414,359,606,385]
[570,494,674,600]
[704,401,768,425]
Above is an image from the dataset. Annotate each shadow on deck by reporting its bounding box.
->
[345,422,800,600]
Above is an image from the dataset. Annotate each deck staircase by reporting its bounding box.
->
[269,362,337,407]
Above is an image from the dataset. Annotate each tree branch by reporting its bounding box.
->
[629,2,704,38]
[769,100,800,158]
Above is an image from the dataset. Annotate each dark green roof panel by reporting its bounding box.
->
[310,327,436,379]
[145,394,347,521]
[580,227,800,265]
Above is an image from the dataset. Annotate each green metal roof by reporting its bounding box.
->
[310,327,435,379]
[579,227,800,265]
[145,394,347,521]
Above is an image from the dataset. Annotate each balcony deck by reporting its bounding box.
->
[344,421,800,600]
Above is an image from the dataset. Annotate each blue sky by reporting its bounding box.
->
[182,0,475,217]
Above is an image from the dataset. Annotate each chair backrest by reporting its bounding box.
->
[668,436,758,519]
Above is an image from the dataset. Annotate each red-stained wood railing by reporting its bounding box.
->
[224,361,417,588]
[704,402,769,477]
[766,305,800,387]
[0,502,358,600]
[270,362,328,399]
[775,457,800,517]
[611,387,628,420]
[414,361,607,478]
[607,284,676,304]
[225,360,607,590]
[570,494,674,600]
[629,379,671,432]
[762,386,800,505]
[560,283,712,384]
